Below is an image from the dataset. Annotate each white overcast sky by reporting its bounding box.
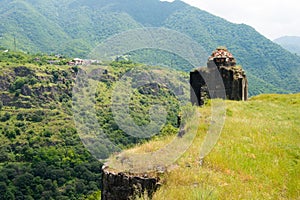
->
[162,0,300,40]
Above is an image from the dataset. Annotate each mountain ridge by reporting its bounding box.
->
[0,0,300,95]
[274,36,300,55]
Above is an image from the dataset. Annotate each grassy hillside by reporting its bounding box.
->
[0,0,300,96]
[112,94,300,199]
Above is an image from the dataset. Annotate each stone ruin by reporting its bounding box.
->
[190,47,248,105]
[100,47,248,199]
[101,167,160,200]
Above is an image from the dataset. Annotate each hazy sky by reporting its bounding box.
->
[163,0,300,40]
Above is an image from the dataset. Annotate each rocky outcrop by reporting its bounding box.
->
[0,65,76,108]
[21,84,32,96]
[0,93,32,108]
[101,167,160,200]
[14,66,34,77]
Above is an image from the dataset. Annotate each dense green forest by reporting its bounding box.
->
[0,0,299,96]
[0,50,181,199]
[0,50,101,199]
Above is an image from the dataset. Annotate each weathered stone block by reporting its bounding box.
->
[101,167,160,200]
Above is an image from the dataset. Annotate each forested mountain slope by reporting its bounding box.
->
[0,50,181,199]
[0,0,299,95]
[274,36,300,55]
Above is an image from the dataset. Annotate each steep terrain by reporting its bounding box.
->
[0,0,300,95]
[0,51,102,199]
[0,50,181,199]
[0,49,299,199]
[274,36,300,55]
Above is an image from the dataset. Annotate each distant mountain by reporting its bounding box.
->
[274,36,300,55]
[0,0,300,96]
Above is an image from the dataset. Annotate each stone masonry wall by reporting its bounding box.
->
[190,47,248,105]
[101,167,160,200]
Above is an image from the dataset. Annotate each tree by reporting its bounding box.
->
[25,195,34,200]
[14,173,34,189]
[75,180,86,194]
[35,184,44,194]
[0,182,7,197]
[4,190,15,200]
[0,148,9,162]
[0,100,3,110]
[65,184,75,196]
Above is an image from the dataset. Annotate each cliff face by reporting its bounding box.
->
[190,47,248,106]
[0,65,76,108]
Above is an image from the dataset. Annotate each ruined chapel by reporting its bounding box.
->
[190,47,248,106]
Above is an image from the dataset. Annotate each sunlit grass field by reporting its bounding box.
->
[153,93,300,199]
[115,93,300,199]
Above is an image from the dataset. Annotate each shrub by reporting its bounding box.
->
[15,121,25,127]
[0,112,11,122]
[5,130,16,139]
[43,130,52,138]
[52,71,59,82]
[13,77,27,90]
[10,76,38,92]
[27,110,44,122]
[16,113,24,120]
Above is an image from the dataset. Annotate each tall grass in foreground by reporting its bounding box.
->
[149,94,300,199]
